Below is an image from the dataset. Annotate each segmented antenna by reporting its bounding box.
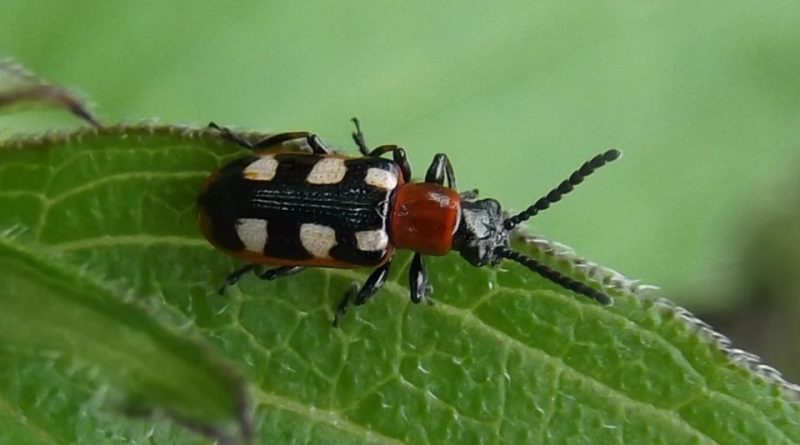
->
[497,247,612,305]
[504,149,620,230]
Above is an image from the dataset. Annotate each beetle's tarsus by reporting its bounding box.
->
[333,284,359,327]
[351,117,370,156]
[409,253,429,304]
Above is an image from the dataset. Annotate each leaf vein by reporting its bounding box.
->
[445,299,721,444]
[49,235,209,252]
[345,274,723,445]
[495,287,798,443]
[0,390,65,445]
[253,387,409,445]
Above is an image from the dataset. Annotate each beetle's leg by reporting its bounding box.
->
[333,284,358,327]
[252,132,332,155]
[424,153,457,189]
[367,145,412,182]
[256,266,306,281]
[219,265,306,294]
[460,189,479,200]
[252,132,331,155]
[354,261,392,305]
[409,253,431,304]
[351,117,370,156]
[351,117,411,180]
[333,260,392,326]
[304,134,334,155]
[208,122,332,155]
[209,122,257,149]
[218,264,257,295]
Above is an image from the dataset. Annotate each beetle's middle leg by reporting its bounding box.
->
[365,144,412,182]
[333,261,392,326]
[349,118,412,181]
[351,117,370,156]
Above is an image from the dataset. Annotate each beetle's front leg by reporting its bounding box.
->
[409,253,431,304]
[424,153,457,189]
[333,260,392,326]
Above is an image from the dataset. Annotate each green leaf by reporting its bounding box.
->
[0,124,798,444]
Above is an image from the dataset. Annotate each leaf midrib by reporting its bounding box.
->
[0,383,63,445]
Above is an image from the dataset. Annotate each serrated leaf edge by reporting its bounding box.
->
[516,233,800,398]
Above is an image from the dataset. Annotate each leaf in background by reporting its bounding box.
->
[0,125,799,444]
[0,126,250,444]
[0,57,100,127]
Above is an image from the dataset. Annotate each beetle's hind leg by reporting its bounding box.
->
[208,122,332,155]
[333,261,392,326]
[351,117,370,156]
[208,122,257,149]
[256,266,306,280]
[218,265,306,294]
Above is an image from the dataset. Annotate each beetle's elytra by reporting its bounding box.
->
[198,119,620,325]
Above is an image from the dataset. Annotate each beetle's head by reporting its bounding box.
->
[453,198,509,267]
[450,149,623,306]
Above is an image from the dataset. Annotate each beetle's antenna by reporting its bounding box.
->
[504,149,621,230]
[497,247,612,305]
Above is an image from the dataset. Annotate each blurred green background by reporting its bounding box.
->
[2,2,800,378]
